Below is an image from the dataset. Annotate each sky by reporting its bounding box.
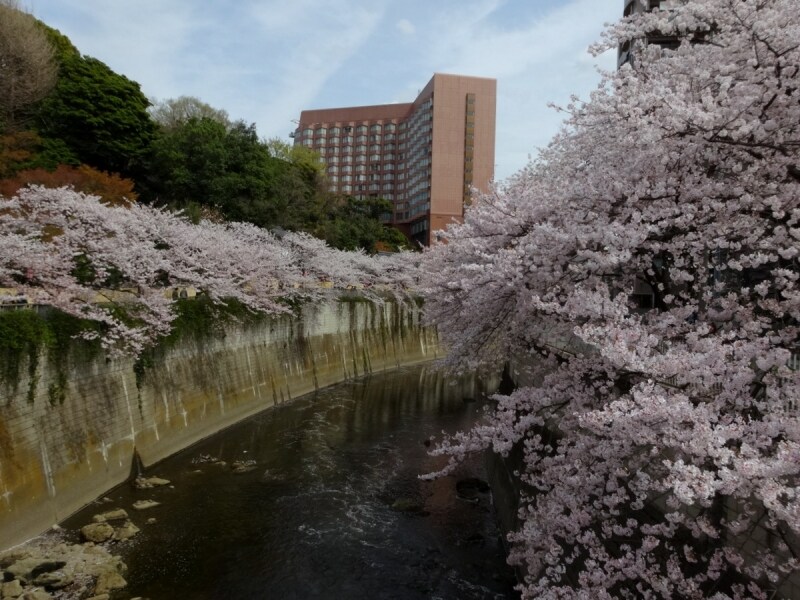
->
[27,0,622,182]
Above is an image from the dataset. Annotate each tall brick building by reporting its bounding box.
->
[294,73,496,245]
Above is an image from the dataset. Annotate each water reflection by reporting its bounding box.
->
[62,365,518,599]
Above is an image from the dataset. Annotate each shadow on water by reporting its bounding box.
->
[61,365,519,599]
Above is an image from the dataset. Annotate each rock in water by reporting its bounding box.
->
[113,521,140,541]
[92,509,129,523]
[81,523,115,543]
[93,568,127,595]
[5,558,66,583]
[133,476,170,489]
[390,498,429,515]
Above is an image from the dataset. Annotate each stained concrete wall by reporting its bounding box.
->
[0,300,439,549]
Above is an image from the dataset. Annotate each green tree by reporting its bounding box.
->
[145,117,284,225]
[320,196,409,253]
[149,95,231,132]
[34,35,155,177]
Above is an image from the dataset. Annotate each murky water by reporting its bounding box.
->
[62,365,518,599]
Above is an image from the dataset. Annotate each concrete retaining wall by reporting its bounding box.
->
[0,300,439,549]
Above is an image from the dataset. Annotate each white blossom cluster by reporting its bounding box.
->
[418,1,800,598]
[0,185,413,356]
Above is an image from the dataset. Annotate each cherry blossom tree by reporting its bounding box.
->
[419,1,800,598]
[0,185,409,356]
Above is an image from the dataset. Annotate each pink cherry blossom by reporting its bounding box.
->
[419,1,800,597]
[0,185,411,356]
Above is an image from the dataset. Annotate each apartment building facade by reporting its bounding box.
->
[293,73,496,246]
[618,0,680,67]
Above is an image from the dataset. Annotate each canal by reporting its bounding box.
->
[61,364,518,599]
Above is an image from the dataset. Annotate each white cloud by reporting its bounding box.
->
[28,0,623,181]
[397,0,621,179]
[245,0,389,138]
[396,18,415,35]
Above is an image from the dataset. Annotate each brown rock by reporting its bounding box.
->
[31,570,73,590]
[21,591,52,600]
[1,579,24,598]
[112,521,140,541]
[93,569,127,595]
[5,559,65,584]
[133,476,170,489]
[92,509,128,523]
[81,522,115,543]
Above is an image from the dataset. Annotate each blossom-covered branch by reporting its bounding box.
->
[0,186,413,356]
[419,1,800,597]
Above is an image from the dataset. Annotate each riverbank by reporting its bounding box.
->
[4,365,517,599]
[0,300,439,550]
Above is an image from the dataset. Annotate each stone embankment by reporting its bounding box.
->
[0,300,439,551]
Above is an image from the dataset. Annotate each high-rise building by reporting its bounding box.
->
[293,73,496,246]
[618,0,680,68]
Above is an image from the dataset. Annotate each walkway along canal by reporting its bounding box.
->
[58,364,518,599]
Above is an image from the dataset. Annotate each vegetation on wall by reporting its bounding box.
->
[0,308,101,404]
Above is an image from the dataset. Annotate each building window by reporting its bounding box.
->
[356,165,366,173]
[369,134,381,142]
[342,185,352,193]
[329,136,340,145]
[356,125,368,134]
[315,127,327,136]
[385,123,396,132]
[356,135,367,143]
[342,165,352,173]
[370,124,381,132]
[369,154,381,162]
[342,155,353,164]
[370,144,381,153]
[330,126,341,135]
[356,144,367,152]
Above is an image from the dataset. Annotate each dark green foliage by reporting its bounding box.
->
[165,296,265,345]
[35,50,155,178]
[0,310,52,397]
[144,117,283,226]
[10,22,408,255]
[0,308,101,403]
[319,196,410,253]
[132,296,267,390]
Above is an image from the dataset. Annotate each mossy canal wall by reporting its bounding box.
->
[0,300,439,549]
